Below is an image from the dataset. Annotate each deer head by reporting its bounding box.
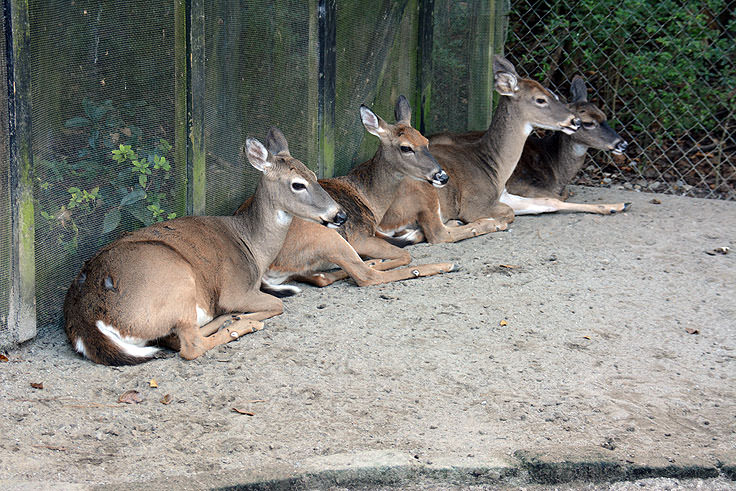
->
[244,128,347,228]
[493,55,581,135]
[360,95,449,188]
[567,75,628,155]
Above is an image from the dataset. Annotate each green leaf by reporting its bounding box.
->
[139,174,147,188]
[64,117,91,128]
[120,188,146,206]
[102,208,121,234]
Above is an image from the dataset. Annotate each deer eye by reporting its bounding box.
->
[535,98,547,105]
[400,145,414,153]
[583,122,596,129]
[291,181,307,191]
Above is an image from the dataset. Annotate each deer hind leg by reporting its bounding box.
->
[348,236,457,286]
[177,290,282,360]
[500,190,630,215]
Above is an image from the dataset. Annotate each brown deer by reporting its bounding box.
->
[236,96,459,295]
[64,129,346,365]
[378,55,581,245]
[502,75,630,215]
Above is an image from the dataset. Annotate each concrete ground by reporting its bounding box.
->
[0,186,734,490]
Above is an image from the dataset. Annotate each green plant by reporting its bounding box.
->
[35,98,177,253]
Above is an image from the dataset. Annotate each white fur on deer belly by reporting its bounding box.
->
[95,320,160,357]
[196,305,213,327]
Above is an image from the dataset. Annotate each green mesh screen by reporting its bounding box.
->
[333,0,418,177]
[204,0,316,216]
[0,15,10,344]
[29,1,180,327]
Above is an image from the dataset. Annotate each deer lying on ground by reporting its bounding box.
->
[236,96,459,295]
[501,75,630,215]
[64,129,346,365]
[378,56,581,245]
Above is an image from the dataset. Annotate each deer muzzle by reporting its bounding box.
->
[561,118,582,135]
[431,170,449,188]
[324,209,348,229]
[612,140,628,155]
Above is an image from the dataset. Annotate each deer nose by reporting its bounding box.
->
[333,210,348,227]
[571,118,582,129]
[431,170,449,188]
[613,140,628,155]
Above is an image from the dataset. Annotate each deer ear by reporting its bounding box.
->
[394,95,412,124]
[570,75,588,103]
[244,138,272,173]
[266,127,291,156]
[493,55,519,97]
[360,105,389,137]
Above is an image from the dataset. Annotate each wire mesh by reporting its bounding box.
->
[204,0,315,216]
[333,0,418,176]
[0,14,10,343]
[507,0,736,199]
[29,1,180,327]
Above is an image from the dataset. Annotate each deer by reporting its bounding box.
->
[235,96,460,296]
[64,129,346,365]
[378,55,582,245]
[501,75,631,215]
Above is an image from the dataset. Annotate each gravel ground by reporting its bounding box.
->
[0,186,734,489]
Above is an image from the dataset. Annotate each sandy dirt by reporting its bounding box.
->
[0,187,734,489]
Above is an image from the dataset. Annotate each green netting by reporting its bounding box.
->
[334,0,418,177]
[29,1,180,327]
[204,0,316,216]
[0,15,10,345]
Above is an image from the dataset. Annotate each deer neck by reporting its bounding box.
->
[230,182,293,268]
[347,146,404,222]
[479,96,536,189]
[553,132,589,189]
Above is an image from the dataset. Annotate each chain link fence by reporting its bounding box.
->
[507,0,736,200]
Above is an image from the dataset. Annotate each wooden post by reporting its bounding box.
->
[2,0,35,348]
[174,0,188,218]
[307,0,320,173]
[467,0,495,131]
[416,0,434,135]
[317,0,336,178]
[189,0,206,214]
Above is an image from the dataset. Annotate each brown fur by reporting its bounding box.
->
[243,96,457,291]
[64,130,343,365]
[379,56,581,244]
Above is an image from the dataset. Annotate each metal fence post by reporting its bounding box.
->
[2,0,35,348]
[318,0,336,179]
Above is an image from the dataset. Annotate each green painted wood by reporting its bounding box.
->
[318,0,336,178]
[174,0,188,218]
[189,0,206,215]
[467,0,495,131]
[416,0,434,134]
[307,0,320,173]
[4,0,36,347]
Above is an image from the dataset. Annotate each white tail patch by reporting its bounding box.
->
[196,305,213,327]
[96,320,160,358]
[75,337,87,357]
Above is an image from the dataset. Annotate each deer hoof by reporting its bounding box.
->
[448,264,461,273]
[412,269,420,277]
[623,202,632,212]
[230,331,239,339]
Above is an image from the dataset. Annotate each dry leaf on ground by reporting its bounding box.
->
[232,407,255,416]
[30,382,44,390]
[686,328,700,335]
[499,320,508,327]
[149,379,158,388]
[118,390,143,404]
[0,354,8,362]
[160,394,172,405]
